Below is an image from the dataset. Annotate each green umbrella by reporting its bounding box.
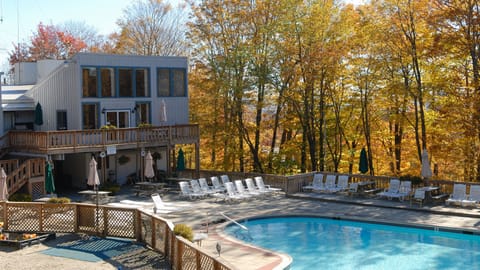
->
[34,102,44,126]
[177,148,185,171]
[45,162,55,194]
[359,148,369,174]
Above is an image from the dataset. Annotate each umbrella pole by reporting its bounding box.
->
[95,184,99,235]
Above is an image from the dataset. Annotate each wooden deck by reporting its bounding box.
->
[2,124,199,155]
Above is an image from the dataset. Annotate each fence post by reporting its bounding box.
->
[3,201,7,230]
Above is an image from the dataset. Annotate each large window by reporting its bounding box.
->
[82,67,97,97]
[135,69,149,97]
[157,69,170,96]
[173,69,186,97]
[157,68,187,97]
[119,68,133,97]
[101,68,115,97]
[82,66,149,97]
[82,104,98,130]
[136,103,150,126]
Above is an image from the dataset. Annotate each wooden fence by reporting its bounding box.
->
[0,202,231,270]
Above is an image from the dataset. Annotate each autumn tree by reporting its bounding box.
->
[9,22,87,64]
[115,0,188,56]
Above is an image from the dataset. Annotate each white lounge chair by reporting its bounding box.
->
[323,175,338,193]
[151,193,187,213]
[303,173,324,192]
[211,176,226,192]
[235,179,261,197]
[220,175,231,185]
[335,175,350,193]
[392,181,412,201]
[179,181,205,200]
[254,176,281,194]
[377,178,401,200]
[348,182,359,196]
[198,178,218,194]
[245,178,266,196]
[462,185,480,207]
[191,179,216,196]
[410,189,425,207]
[446,184,467,206]
[224,182,250,201]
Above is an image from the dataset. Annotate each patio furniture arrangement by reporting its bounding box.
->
[377,179,412,201]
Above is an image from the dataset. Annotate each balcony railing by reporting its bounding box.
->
[6,124,199,155]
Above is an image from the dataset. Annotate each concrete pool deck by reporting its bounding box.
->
[5,187,480,270]
[155,190,480,270]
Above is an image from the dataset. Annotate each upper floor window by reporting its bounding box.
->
[101,68,115,97]
[82,67,97,97]
[136,69,149,97]
[157,68,187,97]
[82,66,150,98]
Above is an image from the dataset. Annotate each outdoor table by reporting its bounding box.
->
[356,181,381,196]
[417,186,440,204]
[165,177,192,189]
[78,190,111,204]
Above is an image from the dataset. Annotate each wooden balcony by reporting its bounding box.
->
[3,124,199,155]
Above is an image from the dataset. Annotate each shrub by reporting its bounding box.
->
[9,193,32,202]
[47,197,71,204]
[173,224,194,242]
[138,123,153,128]
[100,124,116,130]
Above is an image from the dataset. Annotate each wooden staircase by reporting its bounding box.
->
[0,158,46,198]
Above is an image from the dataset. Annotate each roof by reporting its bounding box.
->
[1,85,35,111]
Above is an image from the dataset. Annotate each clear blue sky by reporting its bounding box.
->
[0,0,363,75]
[0,0,135,73]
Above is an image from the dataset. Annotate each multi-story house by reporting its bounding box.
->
[0,53,199,198]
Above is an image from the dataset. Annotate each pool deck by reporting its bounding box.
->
[24,187,480,269]
[147,190,480,270]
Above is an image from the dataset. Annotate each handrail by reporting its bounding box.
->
[220,212,248,231]
[6,124,199,154]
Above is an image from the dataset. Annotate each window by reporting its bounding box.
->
[82,104,98,130]
[135,69,149,97]
[119,68,133,97]
[56,111,67,130]
[157,69,170,96]
[157,68,187,97]
[136,103,150,126]
[101,68,115,97]
[82,67,97,97]
[173,69,186,97]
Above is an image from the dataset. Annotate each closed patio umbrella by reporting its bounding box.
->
[144,151,155,180]
[421,148,432,183]
[88,157,101,189]
[177,148,185,171]
[359,148,369,174]
[87,156,101,233]
[45,162,56,194]
[0,168,8,201]
[160,99,167,123]
[34,102,44,126]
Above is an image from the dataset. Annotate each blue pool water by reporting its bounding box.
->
[224,216,480,270]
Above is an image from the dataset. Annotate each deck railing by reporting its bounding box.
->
[0,201,232,270]
[1,158,45,195]
[7,124,199,154]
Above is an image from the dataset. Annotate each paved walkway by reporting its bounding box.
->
[33,187,480,269]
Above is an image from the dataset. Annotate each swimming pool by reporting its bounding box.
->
[224,216,480,270]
